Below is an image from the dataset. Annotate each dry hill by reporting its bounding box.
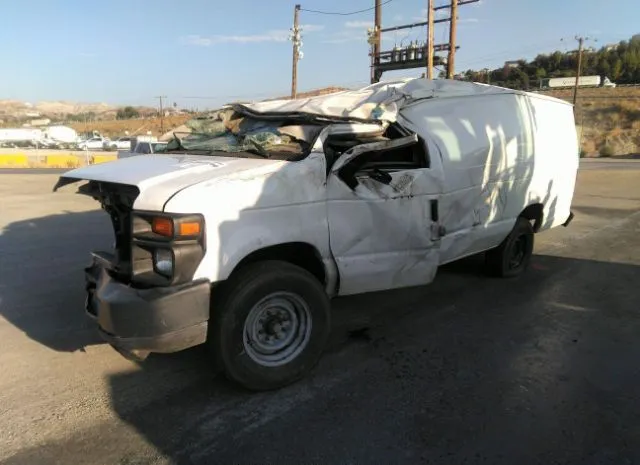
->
[537,87,640,157]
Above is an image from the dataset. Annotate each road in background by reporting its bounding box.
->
[579,158,640,170]
[1,165,639,464]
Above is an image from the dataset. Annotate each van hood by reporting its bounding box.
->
[54,154,285,211]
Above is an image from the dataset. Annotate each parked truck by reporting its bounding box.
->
[0,125,78,149]
[540,75,616,89]
[41,125,79,149]
[0,128,43,147]
[54,78,579,391]
[116,136,167,159]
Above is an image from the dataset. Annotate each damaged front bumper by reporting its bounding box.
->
[85,257,211,356]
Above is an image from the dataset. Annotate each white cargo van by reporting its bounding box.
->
[54,79,578,390]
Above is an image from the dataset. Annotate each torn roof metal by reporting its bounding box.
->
[235,78,571,123]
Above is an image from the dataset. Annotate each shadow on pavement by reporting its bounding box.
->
[0,209,111,352]
[3,207,639,464]
[100,254,639,465]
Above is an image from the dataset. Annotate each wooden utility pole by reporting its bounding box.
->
[371,0,476,82]
[155,95,167,134]
[573,35,586,106]
[447,0,458,78]
[371,0,382,83]
[291,4,301,99]
[427,0,435,79]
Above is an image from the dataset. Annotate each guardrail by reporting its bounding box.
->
[0,149,118,168]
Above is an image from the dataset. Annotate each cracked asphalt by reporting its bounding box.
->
[1,159,639,465]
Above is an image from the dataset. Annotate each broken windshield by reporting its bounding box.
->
[165,108,323,161]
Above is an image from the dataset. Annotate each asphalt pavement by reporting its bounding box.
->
[1,164,639,465]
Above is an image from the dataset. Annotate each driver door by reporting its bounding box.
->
[326,134,443,295]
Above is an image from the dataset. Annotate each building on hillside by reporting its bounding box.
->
[29,118,51,127]
[503,60,523,78]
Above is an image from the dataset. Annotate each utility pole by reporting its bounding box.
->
[447,0,458,78]
[155,95,167,134]
[291,4,301,99]
[370,0,476,82]
[427,0,434,79]
[371,0,382,83]
[573,35,587,106]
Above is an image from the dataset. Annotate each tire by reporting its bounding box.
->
[209,260,331,391]
[485,217,534,278]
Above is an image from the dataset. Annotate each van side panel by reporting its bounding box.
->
[163,152,332,284]
[401,93,537,265]
[527,95,579,230]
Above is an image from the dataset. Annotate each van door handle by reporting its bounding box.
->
[430,199,446,237]
[430,199,439,222]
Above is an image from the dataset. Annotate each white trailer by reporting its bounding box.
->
[541,75,616,89]
[0,128,44,147]
[41,125,79,149]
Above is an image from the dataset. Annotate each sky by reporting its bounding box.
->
[0,0,638,109]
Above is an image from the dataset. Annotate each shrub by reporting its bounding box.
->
[599,144,614,157]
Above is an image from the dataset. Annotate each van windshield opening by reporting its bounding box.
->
[164,109,323,161]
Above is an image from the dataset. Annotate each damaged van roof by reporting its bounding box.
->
[235,78,571,123]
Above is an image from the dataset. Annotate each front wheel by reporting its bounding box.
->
[485,217,534,278]
[209,261,331,391]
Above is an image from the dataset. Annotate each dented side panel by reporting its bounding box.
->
[400,92,578,265]
[327,140,444,295]
[164,151,332,286]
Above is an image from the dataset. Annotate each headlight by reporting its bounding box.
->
[151,216,202,239]
[131,212,205,286]
[153,248,174,277]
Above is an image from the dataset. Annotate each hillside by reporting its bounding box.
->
[536,87,640,157]
[0,99,115,121]
[68,114,191,138]
[65,86,348,137]
[460,34,640,90]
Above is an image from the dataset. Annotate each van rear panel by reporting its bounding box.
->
[400,91,577,264]
[527,95,579,231]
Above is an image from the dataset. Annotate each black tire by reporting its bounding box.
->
[209,260,331,391]
[485,217,534,278]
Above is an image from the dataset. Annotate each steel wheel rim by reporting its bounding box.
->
[243,292,312,367]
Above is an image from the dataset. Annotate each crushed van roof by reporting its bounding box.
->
[236,78,570,123]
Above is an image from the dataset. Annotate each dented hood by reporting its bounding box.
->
[54,154,284,211]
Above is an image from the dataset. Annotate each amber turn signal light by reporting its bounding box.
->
[152,217,174,237]
[179,222,201,236]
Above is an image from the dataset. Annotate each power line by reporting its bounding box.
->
[458,39,569,68]
[300,0,394,16]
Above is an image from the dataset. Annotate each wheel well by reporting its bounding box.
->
[520,203,543,232]
[233,242,326,285]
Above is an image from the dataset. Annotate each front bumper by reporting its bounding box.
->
[85,260,211,353]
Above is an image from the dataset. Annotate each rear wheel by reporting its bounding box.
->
[209,261,330,391]
[485,217,534,278]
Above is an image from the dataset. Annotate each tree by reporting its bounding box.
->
[460,34,640,89]
[612,58,623,80]
[116,106,140,120]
